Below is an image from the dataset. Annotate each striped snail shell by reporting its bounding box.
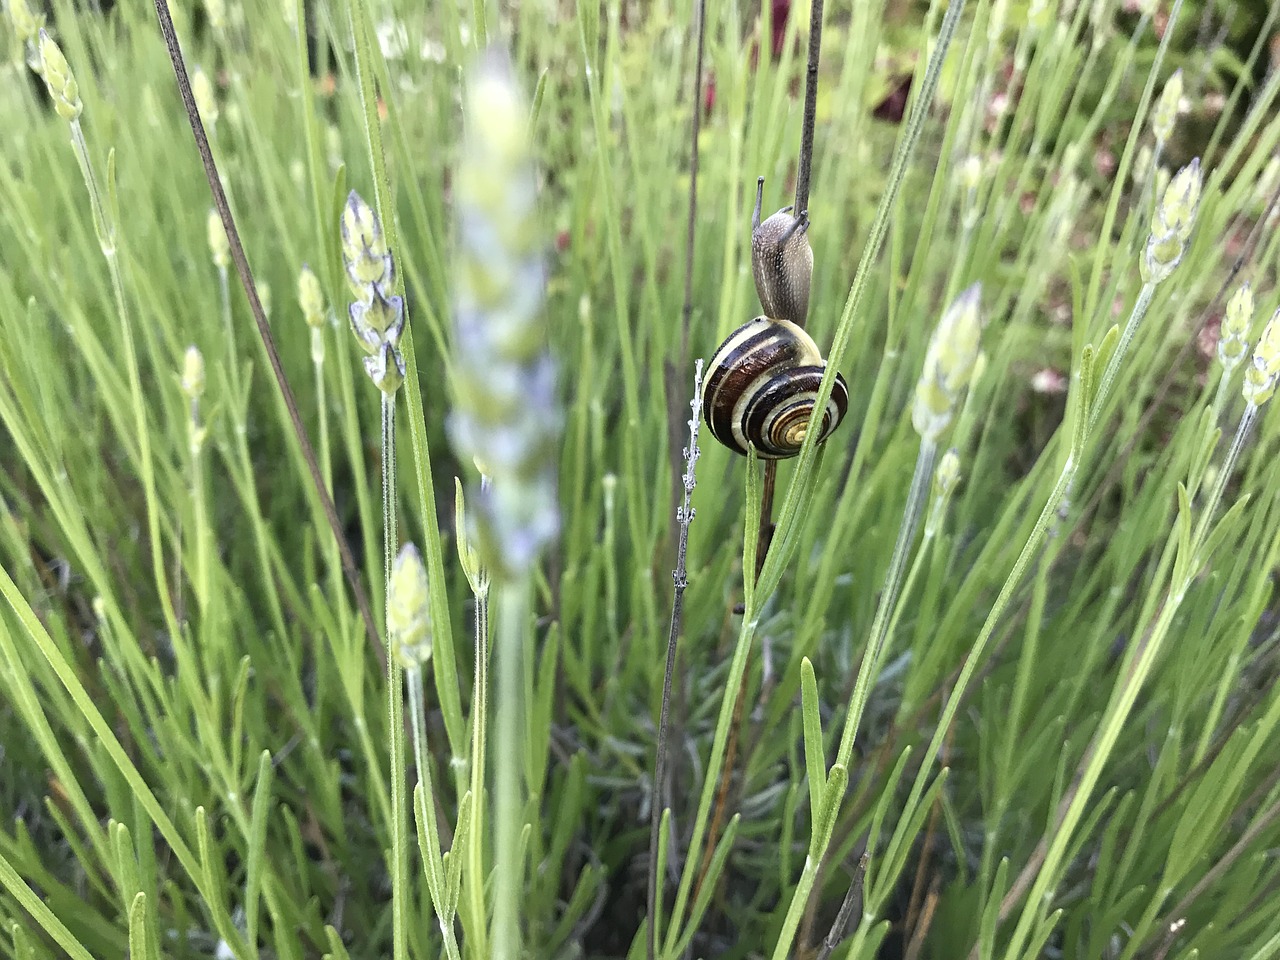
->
[751,176,813,325]
[703,316,849,459]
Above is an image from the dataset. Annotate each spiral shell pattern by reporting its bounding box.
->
[702,316,849,458]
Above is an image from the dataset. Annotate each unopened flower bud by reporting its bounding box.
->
[1218,283,1253,374]
[192,66,218,127]
[387,544,432,668]
[935,448,961,498]
[207,209,230,270]
[1243,308,1280,408]
[181,345,205,400]
[298,264,325,329]
[38,30,81,121]
[205,0,226,31]
[959,155,983,192]
[1157,158,1202,243]
[1152,70,1182,145]
[340,190,394,297]
[7,0,42,43]
[1143,158,1202,283]
[913,283,983,442]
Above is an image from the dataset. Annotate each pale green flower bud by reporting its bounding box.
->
[7,0,42,44]
[207,209,230,270]
[298,264,325,329]
[181,346,205,400]
[1218,283,1253,375]
[1143,158,1201,283]
[913,283,983,442]
[1152,70,1182,145]
[1157,158,1202,243]
[192,66,218,127]
[387,544,431,668]
[934,448,961,498]
[1133,144,1153,184]
[1243,308,1280,408]
[926,447,962,537]
[958,155,983,192]
[38,30,81,121]
[259,281,272,321]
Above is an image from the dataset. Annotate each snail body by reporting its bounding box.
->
[751,176,813,325]
[703,316,849,458]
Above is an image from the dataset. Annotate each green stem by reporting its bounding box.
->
[189,417,211,618]
[69,119,180,651]
[835,441,937,765]
[493,576,532,960]
[383,393,408,960]
[467,579,491,957]
[1089,282,1157,432]
[407,666,463,960]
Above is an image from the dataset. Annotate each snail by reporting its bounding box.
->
[701,178,848,459]
[751,176,813,325]
[703,316,849,458]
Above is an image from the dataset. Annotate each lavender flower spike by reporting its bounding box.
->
[340,190,406,396]
[447,48,560,575]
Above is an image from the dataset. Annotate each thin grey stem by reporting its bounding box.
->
[647,360,704,960]
[382,394,397,591]
[817,849,870,960]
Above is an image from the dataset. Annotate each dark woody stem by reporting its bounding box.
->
[793,0,826,216]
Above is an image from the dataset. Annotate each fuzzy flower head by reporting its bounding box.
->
[1218,283,1253,375]
[448,47,560,575]
[1143,158,1202,283]
[1243,308,1280,409]
[38,30,80,121]
[913,283,983,443]
[387,544,432,669]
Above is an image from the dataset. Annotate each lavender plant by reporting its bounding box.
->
[3,2,1280,959]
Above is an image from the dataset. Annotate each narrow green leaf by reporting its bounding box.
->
[127,892,158,960]
[245,750,275,949]
[447,790,473,919]
[800,657,826,816]
[671,815,741,958]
